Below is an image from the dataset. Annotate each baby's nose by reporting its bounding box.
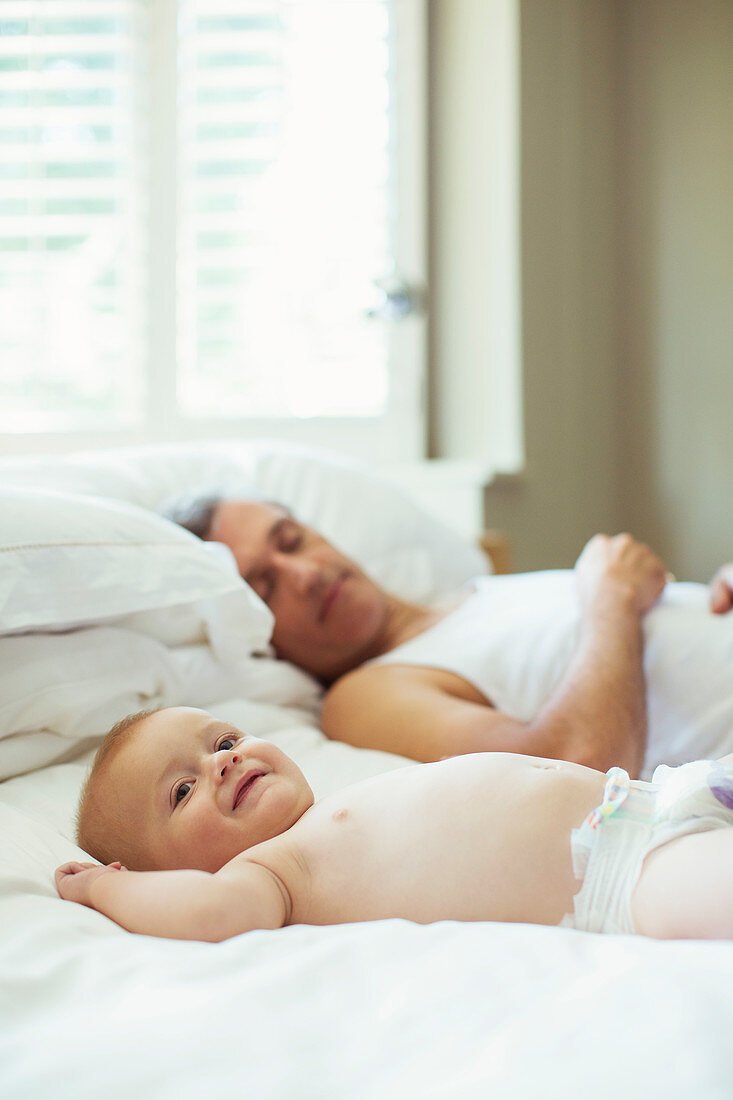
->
[214,750,240,780]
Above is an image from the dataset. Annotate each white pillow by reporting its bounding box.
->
[238,441,490,600]
[0,486,269,636]
[0,440,488,602]
[0,619,321,781]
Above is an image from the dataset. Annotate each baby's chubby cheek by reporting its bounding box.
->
[171,813,240,872]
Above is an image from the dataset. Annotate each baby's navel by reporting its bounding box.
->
[332,808,348,823]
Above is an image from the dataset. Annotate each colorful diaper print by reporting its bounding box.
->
[584,767,631,830]
[708,760,733,810]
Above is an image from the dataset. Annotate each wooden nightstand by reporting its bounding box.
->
[478,530,512,574]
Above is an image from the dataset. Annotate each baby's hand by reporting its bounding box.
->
[55,860,126,907]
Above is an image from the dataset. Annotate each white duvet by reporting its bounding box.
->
[3,694,733,1099]
[3,431,733,1099]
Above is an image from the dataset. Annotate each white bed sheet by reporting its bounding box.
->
[2,698,733,1099]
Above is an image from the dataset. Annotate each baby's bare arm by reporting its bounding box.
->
[55,856,289,942]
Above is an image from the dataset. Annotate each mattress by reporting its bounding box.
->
[2,697,733,1100]
[3,440,733,1097]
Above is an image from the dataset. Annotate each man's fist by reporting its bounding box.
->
[575,533,667,617]
[710,564,733,614]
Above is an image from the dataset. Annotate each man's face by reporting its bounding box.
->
[209,500,389,681]
[110,707,314,873]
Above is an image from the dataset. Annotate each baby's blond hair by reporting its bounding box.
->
[76,708,163,868]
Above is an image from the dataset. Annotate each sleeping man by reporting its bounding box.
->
[169,495,733,779]
[57,706,733,942]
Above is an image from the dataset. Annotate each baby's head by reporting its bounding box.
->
[77,706,314,873]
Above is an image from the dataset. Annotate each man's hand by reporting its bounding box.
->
[55,860,126,908]
[574,533,667,618]
[710,564,733,614]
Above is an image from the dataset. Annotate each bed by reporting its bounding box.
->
[2,439,733,1099]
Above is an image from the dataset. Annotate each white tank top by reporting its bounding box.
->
[371,571,733,777]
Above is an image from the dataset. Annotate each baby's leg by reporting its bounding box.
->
[631,828,733,939]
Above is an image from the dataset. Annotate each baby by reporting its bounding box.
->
[56,706,733,942]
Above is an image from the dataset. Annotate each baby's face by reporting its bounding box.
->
[109,707,314,872]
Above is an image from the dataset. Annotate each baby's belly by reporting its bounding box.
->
[287,755,607,928]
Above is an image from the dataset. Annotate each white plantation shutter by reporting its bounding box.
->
[0,1,426,458]
[177,1,392,420]
[0,1,146,430]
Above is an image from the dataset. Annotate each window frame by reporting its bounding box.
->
[0,0,428,463]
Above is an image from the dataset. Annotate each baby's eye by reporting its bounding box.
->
[218,736,236,752]
[175,781,193,804]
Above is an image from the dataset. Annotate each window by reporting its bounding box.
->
[0,0,427,461]
[0,3,145,432]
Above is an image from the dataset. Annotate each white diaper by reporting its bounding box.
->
[561,758,733,934]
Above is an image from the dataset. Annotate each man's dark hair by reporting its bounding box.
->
[163,493,223,540]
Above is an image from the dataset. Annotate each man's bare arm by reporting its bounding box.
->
[55,857,289,942]
[321,534,665,777]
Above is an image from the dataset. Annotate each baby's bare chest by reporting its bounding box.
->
[273,758,605,928]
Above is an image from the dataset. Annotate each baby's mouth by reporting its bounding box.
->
[233,770,266,810]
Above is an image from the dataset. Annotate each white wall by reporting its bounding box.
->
[617,0,733,582]
[430,0,733,579]
[430,0,622,569]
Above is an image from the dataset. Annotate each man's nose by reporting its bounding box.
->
[275,552,321,595]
